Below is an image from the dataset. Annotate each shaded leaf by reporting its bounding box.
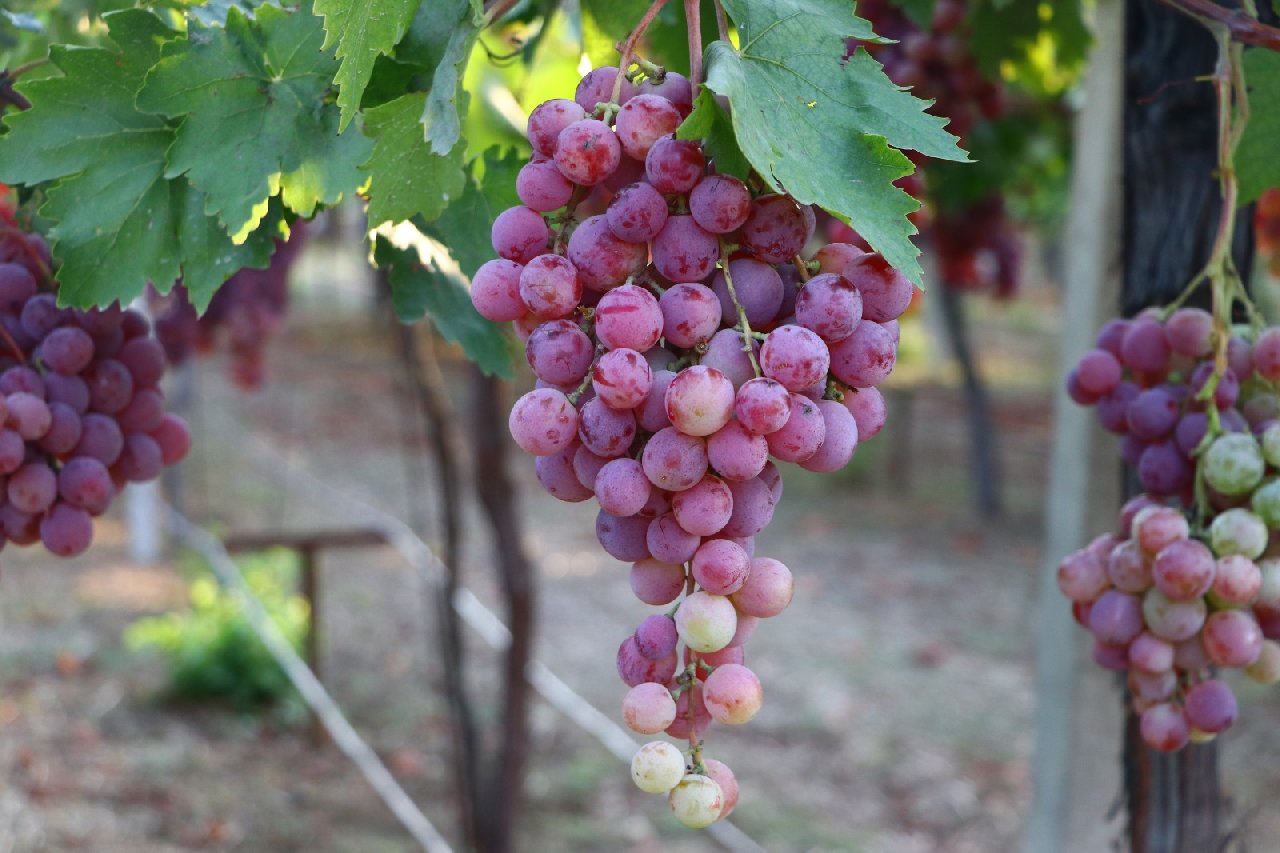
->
[1238,48,1280,207]
[314,0,420,130]
[677,88,751,180]
[363,92,468,225]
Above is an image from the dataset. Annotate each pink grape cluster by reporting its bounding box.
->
[0,222,191,560]
[473,64,910,827]
[1060,311,1280,750]
[1059,495,1280,751]
[151,227,306,391]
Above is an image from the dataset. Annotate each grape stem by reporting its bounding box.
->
[568,347,605,405]
[720,240,763,377]
[0,322,25,364]
[793,254,811,283]
[611,0,671,105]
[713,0,731,42]
[1159,0,1280,49]
[550,185,588,254]
[685,0,704,88]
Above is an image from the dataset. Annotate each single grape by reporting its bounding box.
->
[630,558,687,605]
[730,557,793,618]
[799,400,859,473]
[575,66,635,112]
[760,325,831,393]
[652,216,718,283]
[633,614,679,661]
[508,388,578,456]
[706,420,769,482]
[711,259,784,329]
[519,254,581,320]
[675,590,738,653]
[605,182,668,243]
[691,538,751,595]
[829,321,897,388]
[641,427,708,491]
[554,119,622,186]
[702,663,763,725]
[567,216,649,292]
[577,397,637,458]
[614,94,682,160]
[666,366,735,437]
[535,443,593,502]
[527,98,588,157]
[1087,589,1144,645]
[765,393,826,463]
[1140,703,1190,752]
[702,759,739,819]
[594,457,652,517]
[595,284,664,351]
[622,684,678,735]
[842,253,913,323]
[1209,508,1267,560]
[689,175,752,234]
[647,510,701,564]
[739,194,808,264]
[1202,609,1263,668]
[671,474,734,537]
[592,348,653,410]
[1182,679,1237,734]
[645,135,705,194]
[525,319,593,386]
[1152,539,1216,601]
[631,741,686,794]
[667,774,724,828]
[659,283,722,349]
[1057,550,1109,602]
[701,328,760,390]
[491,206,549,265]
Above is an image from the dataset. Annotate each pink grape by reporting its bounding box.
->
[1121,318,1171,375]
[735,378,792,435]
[702,329,760,389]
[703,663,763,725]
[795,273,863,342]
[509,388,578,456]
[615,94,681,160]
[1087,590,1144,645]
[519,254,581,320]
[645,135,705,194]
[739,194,807,263]
[765,393,826,463]
[8,463,56,514]
[637,71,693,114]
[525,319,593,385]
[57,456,114,515]
[527,98,587,156]
[1141,703,1190,752]
[1142,588,1206,642]
[567,216,649,291]
[829,320,897,388]
[471,259,527,322]
[691,538,750,595]
[760,325,831,392]
[800,400,859,473]
[711,259,784,328]
[659,283,722,348]
[842,253,912,323]
[689,175,752,234]
[1182,679,1237,734]
[1210,555,1262,606]
[606,182,668,243]
[594,457,652,517]
[1075,349,1122,396]
[1254,326,1280,381]
[1165,307,1213,358]
[1106,541,1152,594]
[577,397,637,457]
[1202,609,1263,668]
[516,160,574,212]
[675,590,738,652]
[597,511,651,562]
[634,614,679,661]
[1058,550,1109,601]
[116,434,163,482]
[38,402,83,455]
[535,443,593,502]
[731,557,793,618]
[1152,538,1215,601]
[575,66,635,112]
[592,348,652,409]
[641,427,708,491]
[637,370,676,432]
[652,215,718,283]
[622,683,678,735]
[706,421,768,482]
[554,119,621,186]
[1132,505,1189,555]
[491,206,549,264]
[721,476,777,537]
[595,284,663,351]
[1128,632,1174,672]
[630,558,686,605]
[672,474,734,536]
[72,413,123,465]
[647,511,701,564]
[666,366,735,437]
[616,636,677,687]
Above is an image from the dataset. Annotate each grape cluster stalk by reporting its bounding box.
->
[1059,309,1280,750]
[0,219,191,560]
[473,63,911,827]
[849,0,1021,298]
[150,227,306,391]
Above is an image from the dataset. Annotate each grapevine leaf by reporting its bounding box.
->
[421,148,521,280]
[178,187,278,311]
[710,0,967,287]
[136,3,371,241]
[677,88,751,180]
[1237,48,1280,207]
[363,92,467,225]
[0,10,189,306]
[313,0,419,130]
[421,0,478,155]
[373,235,513,378]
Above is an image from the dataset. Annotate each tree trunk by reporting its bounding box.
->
[471,370,535,853]
[1121,2,1259,849]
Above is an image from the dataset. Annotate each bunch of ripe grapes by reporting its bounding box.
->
[151,227,305,390]
[0,218,191,560]
[1059,308,1280,750]
[471,59,911,827]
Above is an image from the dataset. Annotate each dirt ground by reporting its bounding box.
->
[1,260,1279,852]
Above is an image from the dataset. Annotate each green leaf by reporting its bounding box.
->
[314,0,420,130]
[373,235,512,377]
[677,88,751,180]
[0,10,184,305]
[179,189,279,311]
[710,0,967,287]
[137,3,371,240]
[968,0,1088,96]
[1238,48,1280,207]
[421,147,521,280]
[363,92,467,225]
[421,0,479,155]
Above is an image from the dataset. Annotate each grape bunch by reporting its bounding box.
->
[473,64,908,827]
[1059,310,1280,750]
[851,0,1021,298]
[151,226,306,391]
[0,220,191,560]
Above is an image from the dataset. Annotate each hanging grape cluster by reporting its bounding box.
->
[474,63,910,827]
[0,219,191,560]
[150,227,306,391]
[852,0,1021,298]
[1059,309,1280,750]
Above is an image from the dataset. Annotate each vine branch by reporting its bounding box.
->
[612,0,671,104]
[1159,0,1280,49]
